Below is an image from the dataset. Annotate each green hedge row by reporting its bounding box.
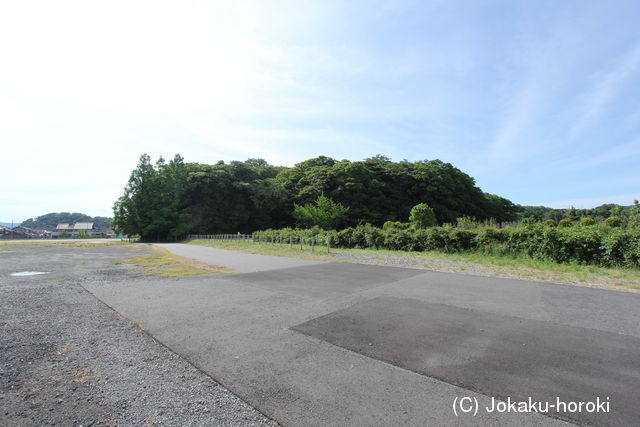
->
[253,224,640,268]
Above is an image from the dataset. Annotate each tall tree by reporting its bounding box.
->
[113,153,523,239]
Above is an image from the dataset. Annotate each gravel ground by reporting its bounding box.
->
[329,249,473,271]
[0,244,275,426]
[326,249,523,279]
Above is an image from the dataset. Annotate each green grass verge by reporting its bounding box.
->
[187,239,640,292]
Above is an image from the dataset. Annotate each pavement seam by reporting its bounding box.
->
[289,328,578,426]
[77,279,280,426]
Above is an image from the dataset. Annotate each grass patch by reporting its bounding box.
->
[125,254,173,267]
[121,246,234,276]
[187,239,640,292]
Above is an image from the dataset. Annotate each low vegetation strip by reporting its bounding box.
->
[188,239,640,293]
[121,246,235,276]
[252,223,640,269]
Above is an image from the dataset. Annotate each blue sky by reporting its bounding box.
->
[1,0,639,221]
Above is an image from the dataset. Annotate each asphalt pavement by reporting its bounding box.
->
[155,243,323,273]
[83,243,640,426]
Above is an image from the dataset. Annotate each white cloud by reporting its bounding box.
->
[488,83,543,165]
[554,138,640,171]
[570,43,640,138]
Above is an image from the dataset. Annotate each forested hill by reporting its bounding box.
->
[112,154,519,241]
[21,213,112,230]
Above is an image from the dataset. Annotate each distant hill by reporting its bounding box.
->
[20,213,112,230]
[0,222,19,228]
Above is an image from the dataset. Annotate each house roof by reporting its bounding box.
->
[74,222,94,230]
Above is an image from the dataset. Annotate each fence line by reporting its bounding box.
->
[185,233,331,253]
[186,234,253,240]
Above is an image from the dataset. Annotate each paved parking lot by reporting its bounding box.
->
[82,243,640,426]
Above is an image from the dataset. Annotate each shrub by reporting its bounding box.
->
[361,224,385,249]
[558,219,573,228]
[293,195,349,230]
[474,227,509,253]
[580,217,596,226]
[543,219,557,227]
[456,216,478,230]
[628,200,640,229]
[409,203,437,229]
[442,229,475,252]
[421,228,448,251]
[605,216,623,228]
[254,223,640,268]
[382,221,410,231]
[383,229,415,251]
[556,227,604,265]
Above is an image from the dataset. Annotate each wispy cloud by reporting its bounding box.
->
[570,43,640,138]
[488,83,543,166]
[485,17,573,169]
[552,138,640,171]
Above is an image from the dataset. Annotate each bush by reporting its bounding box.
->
[382,221,410,231]
[558,219,573,228]
[383,229,415,251]
[543,219,557,227]
[441,229,475,252]
[361,224,385,249]
[456,216,478,229]
[580,217,596,226]
[254,222,640,269]
[474,227,509,254]
[293,195,349,230]
[605,216,623,227]
[409,203,437,229]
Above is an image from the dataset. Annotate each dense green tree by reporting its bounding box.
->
[409,203,437,229]
[407,160,486,223]
[112,154,157,239]
[113,153,528,240]
[628,200,640,228]
[482,194,518,223]
[293,195,349,229]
